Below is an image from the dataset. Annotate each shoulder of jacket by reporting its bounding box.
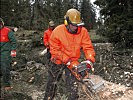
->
[81,27,88,32]
[44,29,49,32]
[44,29,50,34]
[2,27,12,33]
[52,24,65,34]
[4,27,11,31]
[54,24,65,30]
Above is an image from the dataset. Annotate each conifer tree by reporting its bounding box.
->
[94,0,133,48]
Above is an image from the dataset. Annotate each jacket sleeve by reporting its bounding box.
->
[8,31,17,50]
[50,31,69,64]
[43,31,48,46]
[81,30,95,62]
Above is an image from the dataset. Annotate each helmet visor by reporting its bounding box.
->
[70,22,84,26]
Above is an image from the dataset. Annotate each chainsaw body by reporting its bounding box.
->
[67,62,104,93]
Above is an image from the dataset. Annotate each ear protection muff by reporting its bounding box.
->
[64,19,68,26]
[64,16,69,26]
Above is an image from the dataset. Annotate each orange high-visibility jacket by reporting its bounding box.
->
[50,24,95,64]
[43,28,53,47]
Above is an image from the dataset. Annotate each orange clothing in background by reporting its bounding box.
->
[43,28,53,48]
[50,24,95,64]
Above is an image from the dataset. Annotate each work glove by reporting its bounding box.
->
[39,48,47,56]
[81,60,94,72]
[13,27,18,32]
[66,61,71,66]
[11,50,16,57]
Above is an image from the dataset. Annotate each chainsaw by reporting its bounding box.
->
[67,61,104,99]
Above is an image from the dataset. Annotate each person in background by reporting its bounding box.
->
[43,8,95,100]
[43,20,55,59]
[0,18,17,90]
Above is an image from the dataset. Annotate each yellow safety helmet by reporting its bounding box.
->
[64,9,84,26]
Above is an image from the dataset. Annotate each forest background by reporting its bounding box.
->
[0,0,133,49]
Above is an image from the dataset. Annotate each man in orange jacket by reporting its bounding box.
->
[43,20,55,59]
[43,9,95,100]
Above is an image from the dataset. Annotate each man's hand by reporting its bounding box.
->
[67,60,79,70]
[11,50,16,57]
[45,43,49,49]
[81,60,94,72]
[66,61,71,66]
[39,48,47,56]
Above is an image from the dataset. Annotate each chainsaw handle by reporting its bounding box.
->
[80,61,94,72]
[76,63,87,70]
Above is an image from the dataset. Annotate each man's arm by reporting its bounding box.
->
[8,31,17,50]
[43,31,49,47]
[81,29,95,63]
[8,31,17,57]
